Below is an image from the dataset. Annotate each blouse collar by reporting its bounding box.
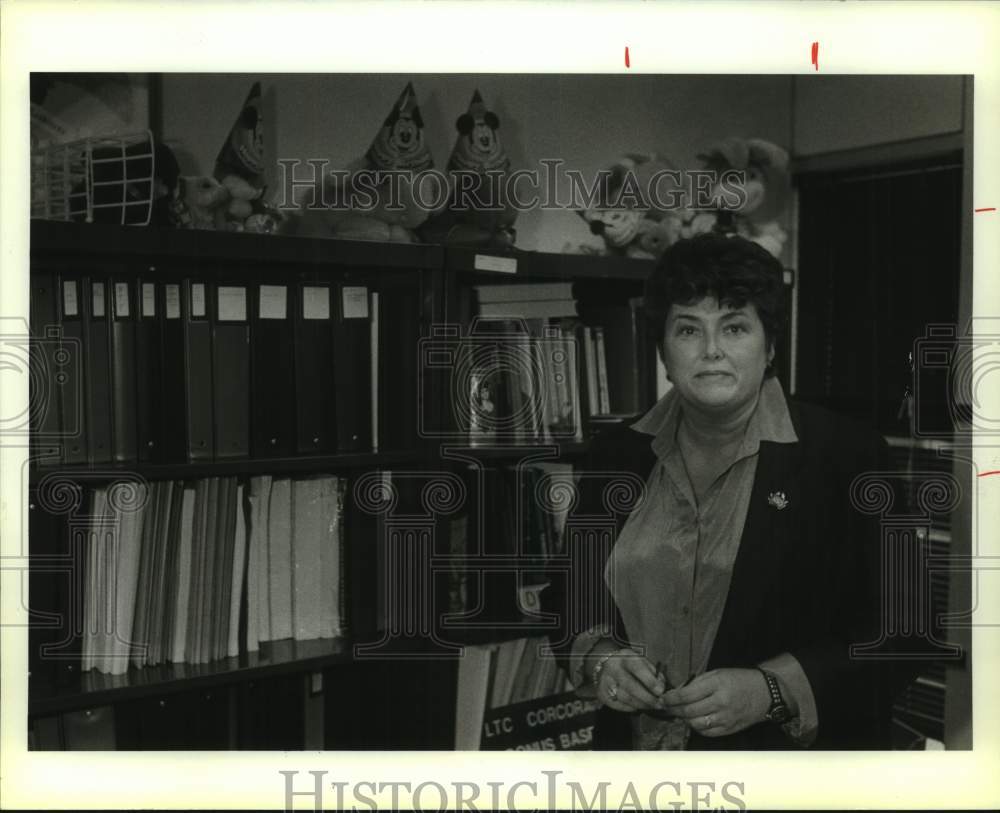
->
[630,376,799,462]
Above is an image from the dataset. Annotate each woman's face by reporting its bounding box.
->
[659,296,773,416]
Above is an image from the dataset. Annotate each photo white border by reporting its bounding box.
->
[2,1,998,809]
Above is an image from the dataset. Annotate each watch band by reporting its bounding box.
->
[756,666,791,724]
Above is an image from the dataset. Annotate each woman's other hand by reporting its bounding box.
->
[590,646,667,712]
[658,668,776,736]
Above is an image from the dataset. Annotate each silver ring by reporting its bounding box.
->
[607,683,618,700]
[704,715,713,728]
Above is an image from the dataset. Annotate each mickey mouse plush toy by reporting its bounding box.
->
[419,90,518,247]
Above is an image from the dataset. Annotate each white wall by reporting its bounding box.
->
[159,74,794,252]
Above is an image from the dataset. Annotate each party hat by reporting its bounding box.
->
[214,82,265,182]
[448,89,510,174]
[365,82,433,173]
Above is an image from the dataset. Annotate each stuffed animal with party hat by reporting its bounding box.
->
[298,82,436,243]
[419,89,518,247]
[213,82,284,233]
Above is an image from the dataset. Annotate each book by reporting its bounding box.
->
[593,325,611,414]
[246,475,273,651]
[454,644,494,750]
[267,477,294,641]
[291,477,324,641]
[170,486,196,663]
[317,476,343,638]
[159,481,185,664]
[477,299,578,319]
[473,282,574,303]
[583,325,600,419]
[109,480,147,675]
[229,482,247,659]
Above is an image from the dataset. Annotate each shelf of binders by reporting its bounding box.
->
[29,234,432,472]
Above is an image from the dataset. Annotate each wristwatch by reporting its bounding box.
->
[756,667,792,724]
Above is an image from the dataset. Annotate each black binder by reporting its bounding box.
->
[109,276,138,462]
[182,280,214,461]
[378,286,419,451]
[55,275,86,464]
[211,283,250,459]
[249,281,296,458]
[160,281,187,462]
[134,278,164,462]
[333,283,372,452]
[83,277,112,464]
[29,271,62,462]
[293,282,337,454]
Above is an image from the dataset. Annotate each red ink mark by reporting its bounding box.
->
[811,41,819,70]
[975,207,996,213]
[978,470,1000,478]
[625,46,630,68]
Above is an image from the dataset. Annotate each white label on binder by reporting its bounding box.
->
[342,286,369,319]
[302,286,330,320]
[474,254,517,274]
[115,282,130,318]
[259,285,287,320]
[92,282,106,317]
[142,283,156,317]
[191,283,206,318]
[217,286,247,321]
[165,284,181,319]
[62,281,79,316]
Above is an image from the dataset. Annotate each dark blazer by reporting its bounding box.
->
[544,396,922,749]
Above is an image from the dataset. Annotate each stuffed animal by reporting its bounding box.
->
[300,82,435,243]
[572,153,686,260]
[697,137,791,257]
[168,175,230,231]
[213,82,285,233]
[418,90,518,248]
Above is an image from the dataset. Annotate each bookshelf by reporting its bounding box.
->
[26,219,660,749]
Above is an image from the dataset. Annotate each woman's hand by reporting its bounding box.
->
[658,668,775,737]
[590,646,666,713]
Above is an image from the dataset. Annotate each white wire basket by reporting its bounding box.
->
[31,130,156,225]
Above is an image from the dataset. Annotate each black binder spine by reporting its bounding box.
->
[250,281,296,458]
[211,283,250,459]
[83,277,112,464]
[183,280,214,461]
[109,277,138,463]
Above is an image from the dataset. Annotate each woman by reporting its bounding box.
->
[546,233,912,749]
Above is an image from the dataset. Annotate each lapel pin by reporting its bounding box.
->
[767,491,789,510]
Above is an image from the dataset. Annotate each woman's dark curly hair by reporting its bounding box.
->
[643,233,787,376]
